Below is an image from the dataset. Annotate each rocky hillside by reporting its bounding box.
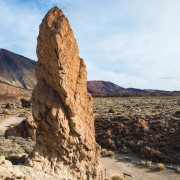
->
[0,49,36,89]
[0,81,32,102]
[87,80,126,94]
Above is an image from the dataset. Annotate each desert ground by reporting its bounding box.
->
[94,96,180,164]
[0,96,179,179]
[102,156,179,180]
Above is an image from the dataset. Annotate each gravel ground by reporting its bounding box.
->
[101,157,180,180]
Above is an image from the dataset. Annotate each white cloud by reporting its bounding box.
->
[0,0,180,90]
[0,0,44,59]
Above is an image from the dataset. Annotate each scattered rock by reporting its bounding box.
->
[24,116,36,140]
[94,96,180,163]
[21,98,31,108]
[4,116,36,140]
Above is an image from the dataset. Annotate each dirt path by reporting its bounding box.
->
[0,115,24,130]
[101,157,179,180]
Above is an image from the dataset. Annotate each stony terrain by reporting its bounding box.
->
[102,156,180,180]
[94,96,180,164]
[0,100,31,123]
[0,96,180,179]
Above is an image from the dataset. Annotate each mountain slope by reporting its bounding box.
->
[0,49,179,98]
[0,80,32,102]
[0,49,36,89]
[87,81,126,94]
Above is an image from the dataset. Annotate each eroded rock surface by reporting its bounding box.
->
[27,7,103,180]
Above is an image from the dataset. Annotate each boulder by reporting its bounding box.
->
[21,98,31,108]
[4,116,36,140]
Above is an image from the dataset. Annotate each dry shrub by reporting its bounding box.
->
[141,160,146,166]
[141,160,152,168]
[107,151,115,157]
[101,149,108,156]
[3,109,10,115]
[175,167,180,173]
[175,110,180,115]
[110,174,125,180]
[109,107,116,113]
[156,163,165,170]
[146,161,152,167]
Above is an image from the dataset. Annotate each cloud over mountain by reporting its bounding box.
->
[0,0,180,90]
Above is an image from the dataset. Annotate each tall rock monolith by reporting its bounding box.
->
[27,6,104,180]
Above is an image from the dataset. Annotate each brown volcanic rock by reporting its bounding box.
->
[27,7,103,179]
[5,116,37,140]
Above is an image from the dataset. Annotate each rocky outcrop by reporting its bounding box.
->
[5,116,36,140]
[27,7,103,180]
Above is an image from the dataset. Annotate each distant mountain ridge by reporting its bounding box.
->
[0,48,36,89]
[0,48,179,98]
[87,81,126,94]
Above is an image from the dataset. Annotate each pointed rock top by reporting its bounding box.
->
[36,5,80,100]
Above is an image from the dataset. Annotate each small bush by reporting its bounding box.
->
[156,163,165,170]
[141,160,152,168]
[146,161,152,167]
[175,110,180,115]
[155,105,162,109]
[2,109,10,115]
[101,149,108,156]
[107,151,115,157]
[109,107,116,113]
[151,109,157,113]
[107,129,112,136]
[141,160,146,166]
[110,175,125,180]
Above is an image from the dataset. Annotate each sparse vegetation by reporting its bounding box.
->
[107,129,112,136]
[94,96,180,163]
[107,151,115,157]
[141,160,146,166]
[101,149,108,156]
[110,175,125,180]
[156,163,165,170]
[109,107,116,113]
[141,160,152,168]
[2,109,10,115]
[155,105,162,109]
[175,110,180,115]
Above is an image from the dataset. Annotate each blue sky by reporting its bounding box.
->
[0,0,180,90]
